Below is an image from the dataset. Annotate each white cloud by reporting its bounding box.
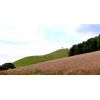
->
[0,24,98,64]
[0,0,99,64]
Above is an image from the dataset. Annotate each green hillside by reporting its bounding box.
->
[13,48,69,67]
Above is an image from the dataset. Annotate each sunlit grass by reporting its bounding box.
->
[13,49,69,67]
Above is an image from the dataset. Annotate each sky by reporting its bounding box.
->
[0,0,100,64]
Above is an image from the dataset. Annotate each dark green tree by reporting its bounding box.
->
[0,63,16,70]
[69,34,100,56]
[96,34,100,50]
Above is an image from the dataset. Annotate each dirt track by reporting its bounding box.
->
[1,51,100,75]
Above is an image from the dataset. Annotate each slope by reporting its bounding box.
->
[1,50,100,75]
[13,48,69,67]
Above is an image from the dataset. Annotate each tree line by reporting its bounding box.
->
[69,34,100,56]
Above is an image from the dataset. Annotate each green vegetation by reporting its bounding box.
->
[14,48,69,67]
[0,63,16,70]
[69,34,100,56]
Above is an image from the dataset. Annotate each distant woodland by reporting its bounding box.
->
[69,34,100,56]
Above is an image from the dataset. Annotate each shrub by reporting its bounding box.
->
[0,63,16,70]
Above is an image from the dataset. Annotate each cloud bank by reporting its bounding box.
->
[0,24,99,64]
[0,0,100,64]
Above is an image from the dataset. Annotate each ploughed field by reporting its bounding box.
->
[0,51,100,75]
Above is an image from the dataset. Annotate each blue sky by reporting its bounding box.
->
[0,24,99,64]
[77,24,100,34]
[39,24,99,46]
[0,0,100,64]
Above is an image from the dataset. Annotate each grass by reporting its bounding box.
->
[0,50,100,75]
[13,48,69,67]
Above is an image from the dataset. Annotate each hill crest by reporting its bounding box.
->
[13,48,69,67]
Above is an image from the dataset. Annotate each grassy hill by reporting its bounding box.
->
[2,50,100,75]
[13,48,69,67]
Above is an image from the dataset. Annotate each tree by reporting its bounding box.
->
[69,34,100,56]
[96,34,100,50]
[68,46,74,56]
[0,63,16,70]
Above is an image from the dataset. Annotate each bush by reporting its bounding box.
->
[0,63,16,70]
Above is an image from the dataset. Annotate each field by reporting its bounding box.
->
[14,49,69,67]
[0,50,100,75]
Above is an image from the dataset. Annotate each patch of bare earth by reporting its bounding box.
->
[0,51,100,75]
